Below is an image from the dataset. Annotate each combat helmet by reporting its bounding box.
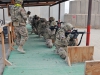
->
[63,23,74,31]
[49,17,55,22]
[15,0,23,4]
[41,18,47,22]
[27,11,31,15]
[33,15,39,20]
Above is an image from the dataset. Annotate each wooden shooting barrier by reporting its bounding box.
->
[0,22,15,66]
[85,60,100,75]
[66,46,94,66]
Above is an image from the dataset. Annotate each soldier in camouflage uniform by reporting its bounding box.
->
[38,18,47,37]
[44,17,57,48]
[27,11,31,24]
[54,23,77,59]
[27,11,31,17]
[31,15,40,34]
[43,21,50,39]
[10,0,28,53]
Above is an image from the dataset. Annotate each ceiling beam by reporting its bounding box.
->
[23,2,56,6]
[23,0,58,3]
[24,3,53,6]
[50,0,69,6]
[0,5,7,8]
[25,2,55,4]
[0,0,67,7]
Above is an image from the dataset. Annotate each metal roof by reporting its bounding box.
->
[0,0,68,8]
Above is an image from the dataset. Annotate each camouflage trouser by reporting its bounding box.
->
[58,47,67,59]
[38,28,44,36]
[14,26,28,46]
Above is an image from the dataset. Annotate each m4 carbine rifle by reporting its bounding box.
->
[65,30,85,46]
[49,21,65,31]
[49,25,59,31]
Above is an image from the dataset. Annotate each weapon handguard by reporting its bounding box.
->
[65,30,85,46]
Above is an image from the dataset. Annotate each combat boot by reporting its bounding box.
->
[46,39,53,48]
[17,46,25,54]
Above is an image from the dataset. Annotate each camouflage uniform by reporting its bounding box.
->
[54,23,75,59]
[14,26,28,46]
[28,16,33,25]
[43,17,57,48]
[38,18,47,37]
[54,28,70,59]
[44,17,57,40]
[43,22,50,39]
[10,0,28,53]
[31,15,40,34]
[63,23,77,46]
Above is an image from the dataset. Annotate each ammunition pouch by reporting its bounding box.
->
[13,22,19,26]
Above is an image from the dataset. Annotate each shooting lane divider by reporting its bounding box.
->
[0,26,12,66]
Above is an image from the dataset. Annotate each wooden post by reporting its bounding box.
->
[12,26,16,40]
[1,27,12,66]
[8,23,14,50]
[11,23,14,46]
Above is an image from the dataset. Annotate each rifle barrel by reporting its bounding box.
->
[66,31,85,34]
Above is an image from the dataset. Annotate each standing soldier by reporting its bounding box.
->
[10,0,28,53]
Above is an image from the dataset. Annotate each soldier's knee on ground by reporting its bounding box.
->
[46,39,53,48]
[58,47,66,59]
[54,47,60,54]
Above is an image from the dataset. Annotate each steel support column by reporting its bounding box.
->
[3,8,5,24]
[49,6,50,18]
[86,0,92,46]
[58,3,61,27]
